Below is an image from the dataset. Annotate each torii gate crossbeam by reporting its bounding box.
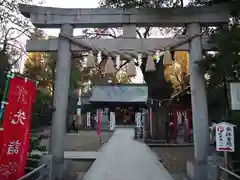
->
[25,36,213,52]
[19,3,229,28]
[19,4,231,180]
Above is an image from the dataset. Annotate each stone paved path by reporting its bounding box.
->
[80,128,175,180]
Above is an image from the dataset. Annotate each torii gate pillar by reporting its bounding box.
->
[49,24,73,179]
[187,23,209,180]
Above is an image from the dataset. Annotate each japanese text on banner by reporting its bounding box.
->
[0,77,36,180]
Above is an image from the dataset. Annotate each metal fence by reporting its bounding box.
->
[218,166,240,180]
[18,155,52,180]
[18,164,47,180]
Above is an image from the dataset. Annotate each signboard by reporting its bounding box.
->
[229,83,240,110]
[87,112,91,127]
[0,76,37,179]
[109,112,115,131]
[216,122,235,152]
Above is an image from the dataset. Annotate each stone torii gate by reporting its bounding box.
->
[19,4,230,180]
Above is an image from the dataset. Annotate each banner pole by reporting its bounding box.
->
[97,109,101,144]
[149,100,153,138]
[0,72,14,124]
[0,71,39,123]
[14,73,39,84]
[0,75,37,179]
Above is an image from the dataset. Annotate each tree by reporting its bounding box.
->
[24,51,54,128]
[0,50,10,98]
[193,0,240,168]
[24,49,86,124]
[163,51,189,90]
[0,0,42,43]
[189,0,239,21]
[188,0,239,123]
[0,0,42,102]
[202,25,240,123]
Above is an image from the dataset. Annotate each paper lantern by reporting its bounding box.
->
[155,50,160,63]
[116,55,121,69]
[137,54,142,65]
[145,55,156,72]
[155,50,164,63]
[104,56,115,75]
[97,51,102,64]
[86,51,96,68]
[163,50,173,65]
[127,60,136,77]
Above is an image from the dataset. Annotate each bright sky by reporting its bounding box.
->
[43,0,100,36]
[44,0,99,8]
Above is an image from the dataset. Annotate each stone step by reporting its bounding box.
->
[64,151,100,160]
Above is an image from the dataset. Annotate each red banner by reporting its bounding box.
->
[0,76,36,180]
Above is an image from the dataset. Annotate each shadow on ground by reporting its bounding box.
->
[151,146,194,180]
[61,131,113,180]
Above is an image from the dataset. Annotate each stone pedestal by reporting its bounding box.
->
[40,154,54,180]
[187,160,208,180]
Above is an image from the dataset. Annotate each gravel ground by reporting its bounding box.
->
[36,129,196,180]
[151,146,194,180]
[39,130,113,180]
[39,130,112,151]
[64,131,113,151]
[38,130,193,180]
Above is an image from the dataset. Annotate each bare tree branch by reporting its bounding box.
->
[143,27,151,38]
[136,29,142,38]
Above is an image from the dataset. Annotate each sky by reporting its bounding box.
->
[44,0,99,8]
[42,0,100,36]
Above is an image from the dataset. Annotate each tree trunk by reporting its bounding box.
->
[152,101,172,140]
[151,106,166,140]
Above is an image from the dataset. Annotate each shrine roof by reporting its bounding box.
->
[89,84,148,104]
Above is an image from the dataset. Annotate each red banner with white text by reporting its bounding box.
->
[0,76,37,180]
